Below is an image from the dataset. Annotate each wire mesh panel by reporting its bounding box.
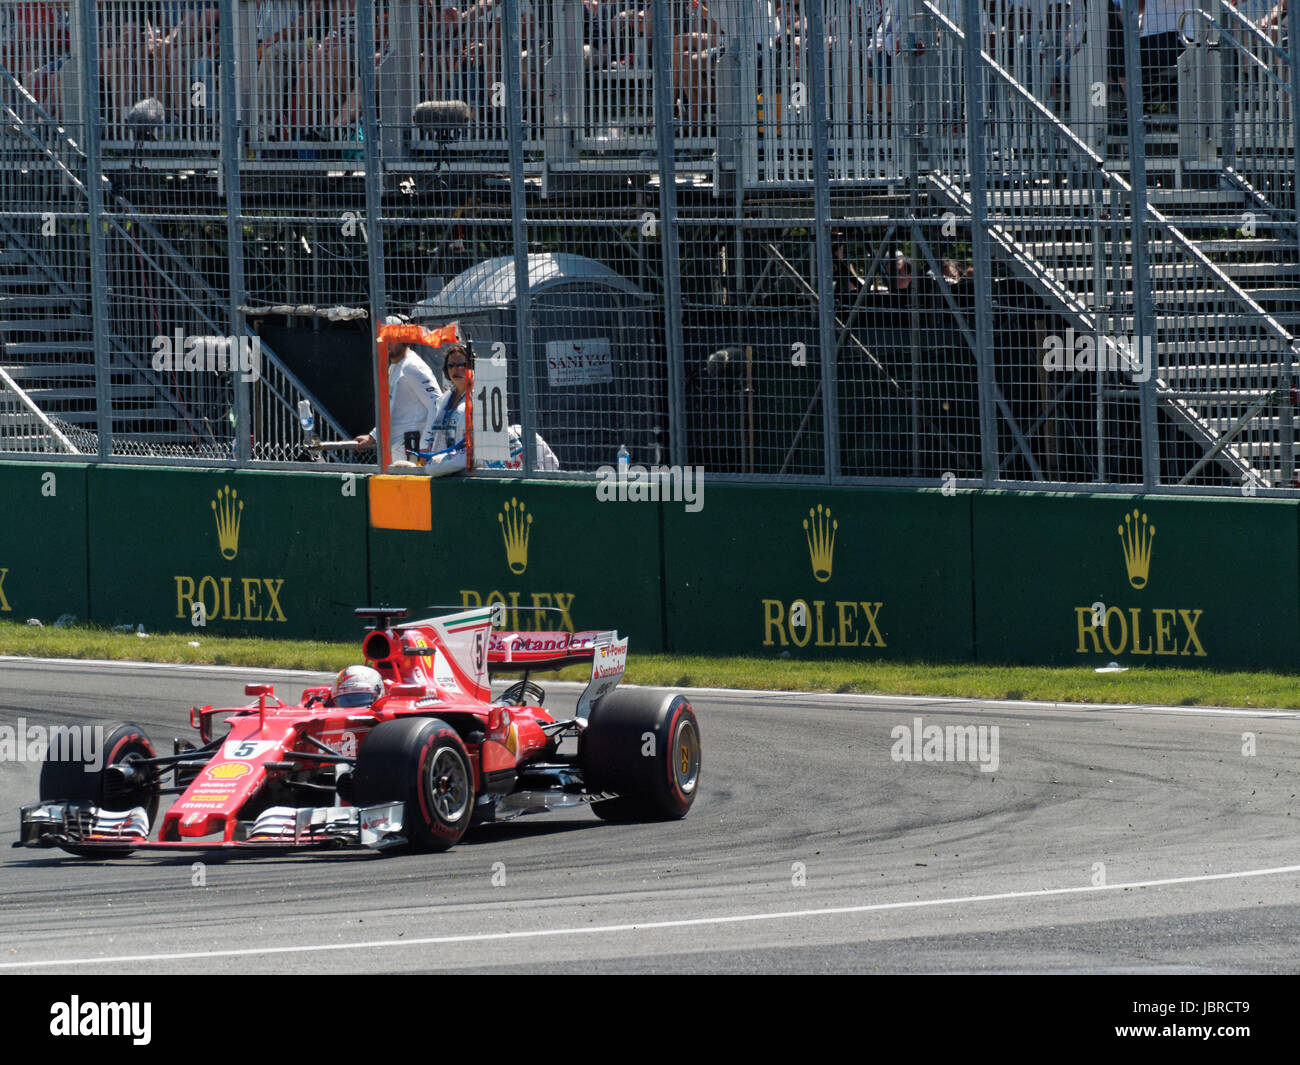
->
[240,0,390,158]
[677,213,829,476]
[93,0,222,153]
[96,197,239,457]
[0,15,96,458]
[3,0,1300,488]
[829,215,984,481]
[0,0,74,120]
[399,0,545,159]
[1144,210,1297,490]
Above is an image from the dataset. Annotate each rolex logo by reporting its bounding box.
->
[212,486,243,561]
[499,498,532,575]
[803,504,837,583]
[1118,508,1155,589]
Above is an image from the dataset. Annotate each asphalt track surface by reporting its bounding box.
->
[2,657,1299,975]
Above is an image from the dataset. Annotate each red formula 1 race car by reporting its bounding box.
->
[16,607,701,856]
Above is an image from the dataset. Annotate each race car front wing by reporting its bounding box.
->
[14,801,406,851]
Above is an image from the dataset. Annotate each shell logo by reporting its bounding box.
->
[207,762,252,780]
[505,722,518,757]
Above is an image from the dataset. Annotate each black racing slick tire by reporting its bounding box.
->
[580,690,701,821]
[38,721,160,857]
[353,717,474,851]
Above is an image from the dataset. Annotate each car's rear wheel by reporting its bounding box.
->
[580,690,701,821]
[39,721,159,857]
[353,718,474,851]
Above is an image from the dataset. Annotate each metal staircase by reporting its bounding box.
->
[0,62,350,461]
[922,0,1300,487]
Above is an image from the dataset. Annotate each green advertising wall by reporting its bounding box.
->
[7,459,1300,672]
[663,485,975,659]
[86,466,369,638]
[369,478,667,651]
[0,463,89,623]
[972,494,1300,670]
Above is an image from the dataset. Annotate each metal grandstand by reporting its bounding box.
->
[1,0,1298,492]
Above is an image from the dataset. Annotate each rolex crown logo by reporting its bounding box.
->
[1118,508,1155,589]
[212,485,243,561]
[499,497,532,575]
[803,504,837,583]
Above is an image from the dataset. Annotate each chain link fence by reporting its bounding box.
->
[1,0,1298,492]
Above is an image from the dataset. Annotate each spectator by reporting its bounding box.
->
[1260,1,1287,46]
[420,2,465,105]
[422,341,472,476]
[98,4,171,131]
[448,0,541,121]
[297,0,365,139]
[1139,0,1186,107]
[254,1,311,142]
[832,229,864,301]
[639,1,724,131]
[866,0,899,118]
[672,1,722,132]
[1,3,69,89]
[154,2,220,129]
[354,338,445,466]
[2,3,71,120]
[586,0,646,69]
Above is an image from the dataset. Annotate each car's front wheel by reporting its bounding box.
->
[353,718,474,851]
[39,720,160,857]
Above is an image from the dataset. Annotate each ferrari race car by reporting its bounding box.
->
[15,607,701,856]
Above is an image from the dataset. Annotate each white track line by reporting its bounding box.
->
[4,861,1299,970]
[0,655,329,678]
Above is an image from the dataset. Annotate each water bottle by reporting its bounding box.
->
[617,444,629,477]
[297,400,314,433]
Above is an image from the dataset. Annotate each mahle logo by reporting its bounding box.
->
[1118,508,1155,589]
[499,498,532,575]
[804,504,837,583]
[212,486,243,561]
[763,503,885,650]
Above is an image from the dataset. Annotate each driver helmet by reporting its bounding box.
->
[332,665,384,708]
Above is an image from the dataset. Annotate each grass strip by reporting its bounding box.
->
[3,621,1298,709]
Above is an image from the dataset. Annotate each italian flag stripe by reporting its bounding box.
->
[444,611,493,632]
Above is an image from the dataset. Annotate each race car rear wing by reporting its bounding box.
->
[488,629,629,719]
[487,629,618,671]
